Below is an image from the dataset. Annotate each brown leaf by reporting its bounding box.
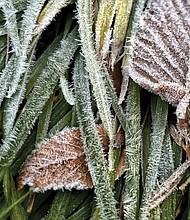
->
[128,1,190,122]
[109,62,122,96]
[17,125,125,192]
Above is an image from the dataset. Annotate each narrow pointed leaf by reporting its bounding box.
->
[3,169,28,220]
[36,92,54,144]
[34,0,75,35]
[73,53,118,219]
[111,0,133,68]
[3,71,29,139]
[119,0,147,104]
[59,71,75,105]
[77,0,114,140]
[45,190,91,220]
[140,96,168,219]
[7,0,46,97]
[124,80,141,220]
[2,0,20,55]
[158,130,176,219]
[95,0,115,60]
[0,29,78,166]
[150,159,190,211]
[104,69,126,130]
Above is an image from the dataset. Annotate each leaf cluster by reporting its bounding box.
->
[0,1,189,220]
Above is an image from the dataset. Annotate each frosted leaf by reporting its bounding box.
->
[17,125,125,192]
[149,159,190,210]
[59,74,75,106]
[33,0,75,35]
[77,0,114,140]
[128,0,190,121]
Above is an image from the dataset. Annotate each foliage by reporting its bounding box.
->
[0,0,190,220]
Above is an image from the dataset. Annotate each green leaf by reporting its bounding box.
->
[124,80,141,220]
[104,70,126,130]
[45,190,91,220]
[158,130,176,219]
[67,193,93,220]
[2,169,28,219]
[6,0,47,97]
[2,70,29,139]
[95,0,115,59]
[48,110,72,136]
[119,0,147,104]
[59,71,75,106]
[36,92,54,143]
[77,0,114,140]
[33,0,75,35]
[5,1,44,96]
[150,160,190,211]
[49,97,71,129]
[0,192,29,219]
[13,0,27,11]
[140,95,168,219]
[73,53,118,219]
[25,33,64,96]
[0,57,15,105]
[1,0,20,55]
[111,0,133,67]
[10,131,36,176]
[141,114,151,185]
[0,28,78,166]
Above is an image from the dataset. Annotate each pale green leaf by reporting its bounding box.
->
[95,0,115,59]
[111,0,133,68]
[73,53,118,220]
[140,95,168,219]
[0,28,78,166]
[77,0,114,140]
[124,80,141,220]
[33,0,75,35]
[7,0,46,97]
[119,0,147,104]
[2,0,20,55]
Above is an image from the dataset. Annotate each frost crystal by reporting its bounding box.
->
[128,0,190,121]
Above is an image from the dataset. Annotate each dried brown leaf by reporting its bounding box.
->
[128,0,190,123]
[17,125,125,192]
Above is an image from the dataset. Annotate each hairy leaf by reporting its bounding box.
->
[0,28,78,166]
[73,53,119,219]
[77,0,114,140]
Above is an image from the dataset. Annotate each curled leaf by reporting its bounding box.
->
[34,0,75,35]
